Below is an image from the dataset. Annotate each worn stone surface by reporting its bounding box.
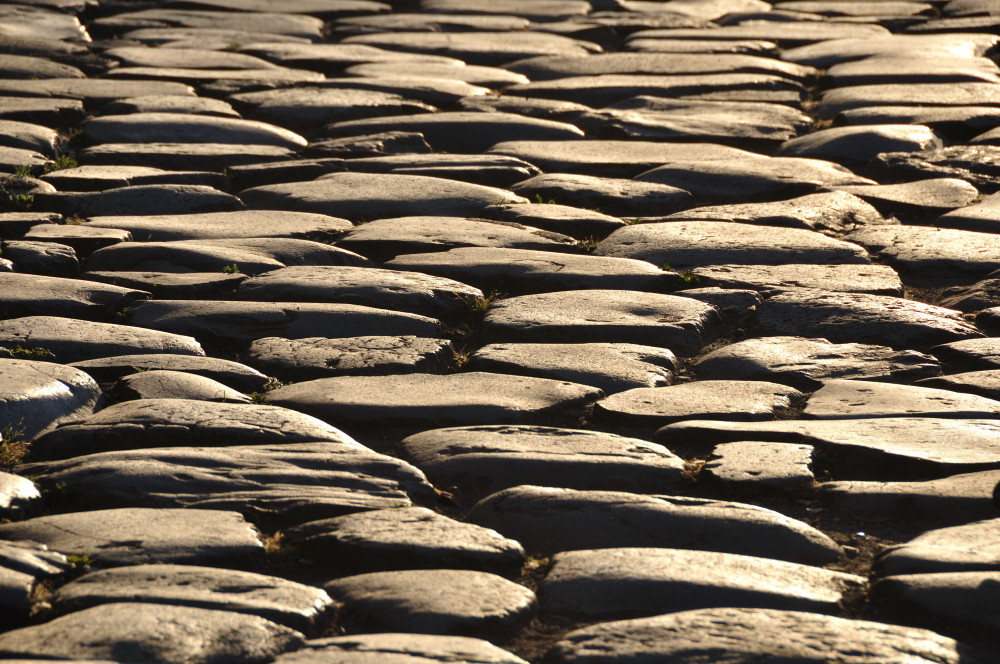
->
[0,358,101,442]
[0,472,41,520]
[108,370,250,404]
[50,564,332,633]
[274,634,528,664]
[704,441,814,490]
[696,336,940,389]
[690,264,903,296]
[0,602,304,664]
[468,486,841,564]
[804,379,1000,419]
[540,547,862,621]
[879,518,1000,575]
[324,569,536,639]
[874,571,1000,633]
[847,226,1000,280]
[285,507,525,577]
[510,173,691,217]
[400,425,685,499]
[84,211,352,242]
[69,354,268,393]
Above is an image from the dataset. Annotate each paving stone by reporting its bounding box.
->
[690,264,903,296]
[420,0,592,20]
[50,564,332,633]
[230,87,436,133]
[316,77,491,107]
[816,83,1000,121]
[400,425,685,498]
[467,342,676,394]
[878,517,1000,575]
[0,316,204,363]
[343,62,528,89]
[0,211,63,240]
[239,42,462,74]
[467,486,840,563]
[22,440,433,526]
[92,8,326,39]
[540,547,862,622]
[821,55,1000,88]
[0,472,41,520]
[817,469,1000,527]
[509,52,813,81]
[235,266,481,318]
[0,563,33,623]
[268,372,602,429]
[0,97,85,128]
[386,247,674,294]
[846,226,1000,280]
[335,217,575,262]
[874,571,1000,634]
[546,607,987,664]
[479,203,625,240]
[36,184,247,218]
[285,507,525,576]
[325,569,535,639]
[83,113,307,150]
[776,124,942,167]
[918,370,1000,401]
[80,143,298,172]
[241,173,527,222]
[247,336,453,382]
[595,221,869,269]
[84,270,244,300]
[704,441,814,490]
[676,287,761,319]
[20,224,131,257]
[0,272,147,320]
[123,27,313,50]
[0,53,84,80]
[341,31,601,66]
[1,239,78,277]
[657,418,1000,472]
[335,13,529,35]
[0,508,264,568]
[630,22,891,47]
[838,179,980,216]
[0,602,304,664]
[932,338,1000,371]
[868,145,1000,193]
[328,153,540,189]
[0,79,195,111]
[654,190,885,235]
[126,300,440,346]
[108,369,250,404]
[633,0,770,20]
[0,539,69,577]
[489,139,753,178]
[752,289,982,349]
[482,289,721,356]
[804,379,1000,419]
[836,105,1000,140]
[323,111,583,154]
[775,1,935,17]
[273,633,528,664]
[596,380,802,426]
[696,336,940,389]
[634,156,873,203]
[936,190,1000,234]
[69,354,269,393]
[88,239,367,276]
[0,358,100,442]
[103,46,282,71]
[84,210,352,242]
[28,398,357,460]
[510,173,691,217]
[101,95,240,118]
[0,119,57,158]
[173,0,390,15]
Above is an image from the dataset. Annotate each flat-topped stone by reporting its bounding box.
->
[84,210,352,242]
[836,105,1000,140]
[655,190,885,235]
[107,370,249,404]
[656,418,1000,472]
[400,425,685,498]
[477,202,625,240]
[334,216,576,262]
[705,441,814,490]
[0,79,195,110]
[235,266,480,318]
[21,441,434,524]
[83,112,307,149]
[0,316,204,363]
[0,272,147,320]
[0,472,41,520]
[0,359,99,442]
[816,83,1000,120]
[28,398,357,460]
[341,31,601,66]
[540,547,862,621]
[879,518,1000,575]
[80,143,298,171]
[838,179,980,215]
[50,564,332,633]
[241,173,528,222]
[467,342,677,394]
[596,380,802,426]
[0,602,303,664]
[0,119,58,157]
[468,486,840,563]
[873,570,1000,635]
[918,370,1000,401]
[804,379,1000,419]
[868,145,1000,193]
[776,124,942,166]
[101,95,240,117]
[70,354,268,393]
[386,247,675,294]
[690,264,902,295]
[268,372,602,429]
[937,191,1000,233]
[285,507,524,576]
[508,52,814,81]
[630,22,891,46]
[40,166,227,193]
[103,46,282,71]
[343,62,528,88]
[92,8,326,39]
[752,289,982,349]
[482,289,721,356]
[846,226,1000,280]
[696,336,940,389]
[509,173,691,217]
[36,184,246,218]
[0,508,264,568]
[324,569,535,639]
[595,221,869,268]
[932,338,1000,371]
[273,634,527,664]
[547,608,987,664]
[125,300,440,345]
[247,336,453,382]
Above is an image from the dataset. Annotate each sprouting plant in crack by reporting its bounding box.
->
[222,263,239,274]
[13,164,32,178]
[0,423,28,470]
[42,154,78,174]
[9,346,55,360]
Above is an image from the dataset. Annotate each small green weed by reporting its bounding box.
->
[222,263,239,274]
[115,304,131,322]
[0,424,28,470]
[460,291,499,316]
[249,392,270,405]
[577,236,599,252]
[7,193,33,211]
[534,193,556,205]
[42,154,78,174]
[224,42,241,52]
[65,554,92,569]
[13,164,32,178]
[679,269,700,285]
[9,346,55,360]
[261,377,285,391]
[624,217,641,225]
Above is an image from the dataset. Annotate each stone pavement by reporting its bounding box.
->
[2,0,1000,662]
